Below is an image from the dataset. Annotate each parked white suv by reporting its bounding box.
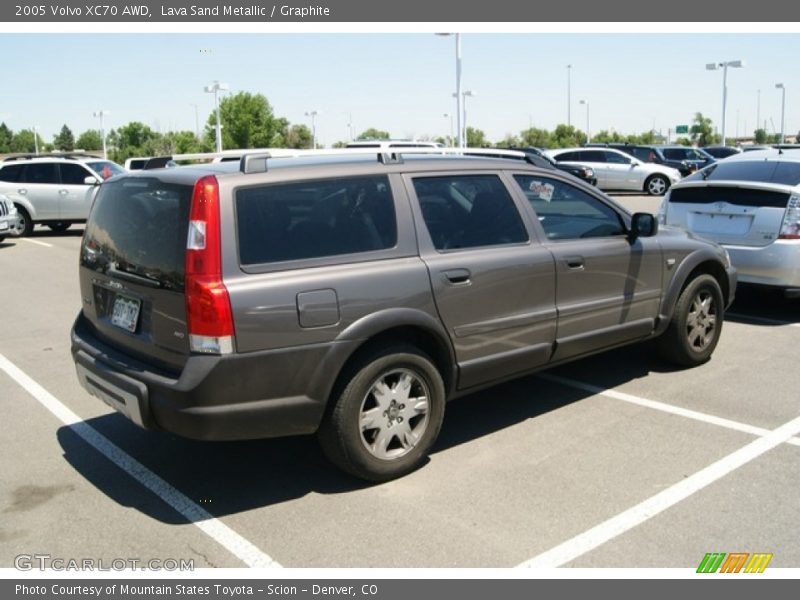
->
[0,153,125,236]
[546,147,681,195]
[658,150,800,296]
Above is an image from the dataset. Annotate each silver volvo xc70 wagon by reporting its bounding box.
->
[71,148,736,481]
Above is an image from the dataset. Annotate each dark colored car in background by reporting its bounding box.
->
[703,146,743,159]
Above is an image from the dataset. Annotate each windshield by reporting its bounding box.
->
[86,160,126,180]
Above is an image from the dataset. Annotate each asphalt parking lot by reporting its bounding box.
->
[1,195,799,570]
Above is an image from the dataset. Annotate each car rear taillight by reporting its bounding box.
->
[185,175,234,354]
[779,194,800,240]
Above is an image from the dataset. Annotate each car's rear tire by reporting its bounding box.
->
[657,274,724,367]
[318,345,446,482]
[47,222,71,233]
[645,174,670,196]
[0,235,6,243]
[15,206,33,237]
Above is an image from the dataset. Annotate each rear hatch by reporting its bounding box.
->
[79,176,192,372]
[666,183,792,247]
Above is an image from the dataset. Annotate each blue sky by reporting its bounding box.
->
[2,33,798,146]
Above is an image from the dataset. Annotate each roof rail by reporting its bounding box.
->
[1,152,103,162]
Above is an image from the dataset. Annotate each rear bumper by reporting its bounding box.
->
[724,240,800,289]
[0,214,20,237]
[71,314,353,441]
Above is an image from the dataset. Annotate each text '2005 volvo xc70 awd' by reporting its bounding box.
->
[71,148,736,481]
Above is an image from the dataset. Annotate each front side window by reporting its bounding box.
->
[0,164,23,182]
[59,163,93,185]
[605,151,632,164]
[412,174,528,251]
[86,161,126,180]
[513,174,625,240]
[581,150,608,163]
[236,175,397,265]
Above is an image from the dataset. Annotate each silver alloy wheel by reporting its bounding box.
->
[647,176,667,195]
[686,289,717,351]
[358,368,430,460]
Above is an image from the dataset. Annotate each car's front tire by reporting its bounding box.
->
[645,174,670,196]
[47,222,71,233]
[657,274,724,367]
[15,206,33,237]
[318,345,446,482]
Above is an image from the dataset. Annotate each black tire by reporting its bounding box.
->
[657,274,724,367]
[47,222,71,233]
[318,345,446,482]
[15,205,33,237]
[645,174,670,196]
[0,235,6,243]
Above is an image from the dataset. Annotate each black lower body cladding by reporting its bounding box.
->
[70,314,356,440]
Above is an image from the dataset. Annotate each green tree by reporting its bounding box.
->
[0,122,12,153]
[590,129,625,144]
[690,112,720,146]
[282,124,313,149]
[76,129,103,151]
[206,92,282,150]
[466,127,488,147]
[552,124,587,148]
[520,127,553,148]
[145,131,207,156]
[109,122,158,162]
[53,124,75,151]
[754,128,768,144]
[496,134,521,148]
[331,140,349,148]
[357,128,391,140]
[9,129,40,153]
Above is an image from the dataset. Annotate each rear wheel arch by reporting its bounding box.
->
[659,255,731,330]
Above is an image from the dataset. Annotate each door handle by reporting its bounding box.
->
[442,268,471,285]
[565,256,585,269]
[17,189,27,195]
[59,189,69,195]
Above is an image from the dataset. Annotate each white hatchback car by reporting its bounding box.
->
[546,147,681,195]
[658,150,800,296]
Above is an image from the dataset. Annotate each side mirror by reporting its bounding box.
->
[629,212,658,239]
[84,176,100,186]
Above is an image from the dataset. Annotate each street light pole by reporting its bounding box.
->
[189,103,200,140]
[567,64,572,127]
[33,126,39,155]
[706,60,744,147]
[776,83,786,144]
[436,33,464,148]
[305,110,319,149]
[93,110,109,159]
[454,91,476,146]
[204,80,229,153]
[757,89,761,136]
[580,99,590,143]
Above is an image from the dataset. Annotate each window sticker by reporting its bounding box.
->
[528,181,554,202]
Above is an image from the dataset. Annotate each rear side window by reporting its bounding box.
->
[413,174,528,251]
[686,161,800,186]
[553,151,579,162]
[0,164,23,182]
[663,148,688,160]
[81,178,192,291]
[581,150,608,163]
[21,163,58,184]
[513,174,625,240]
[236,175,397,265]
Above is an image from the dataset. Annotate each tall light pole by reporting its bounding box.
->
[443,113,454,146]
[32,126,39,155]
[305,110,319,149]
[454,90,476,146]
[93,110,109,159]
[189,103,200,140]
[776,83,786,144]
[437,33,463,148]
[756,89,761,136]
[705,60,744,147]
[579,99,590,143]
[204,80,229,153]
[346,112,354,141]
[567,64,572,127]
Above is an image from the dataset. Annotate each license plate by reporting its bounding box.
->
[0,222,8,231]
[111,295,141,333]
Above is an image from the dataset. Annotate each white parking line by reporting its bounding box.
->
[0,353,281,569]
[519,412,800,568]
[538,373,800,447]
[20,238,53,248]
[727,312,800,328]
